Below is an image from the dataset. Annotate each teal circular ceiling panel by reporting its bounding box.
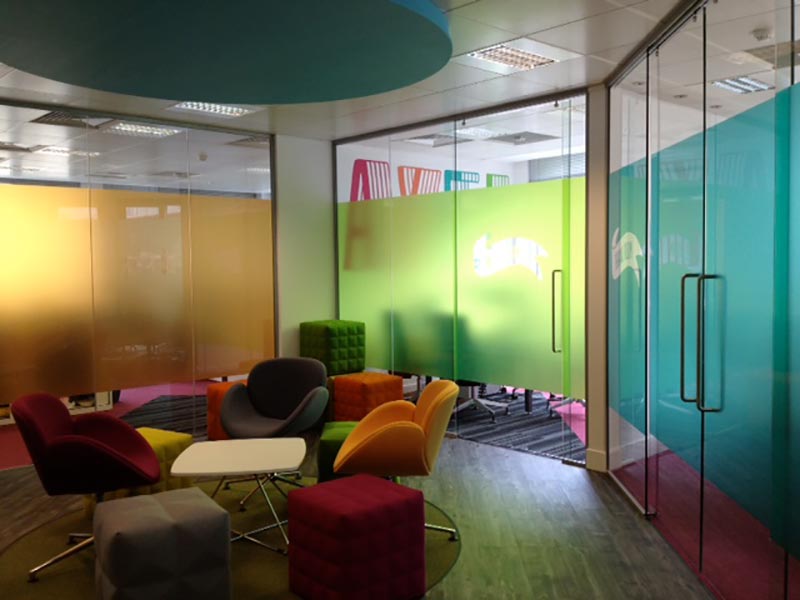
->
[0,0,451,104]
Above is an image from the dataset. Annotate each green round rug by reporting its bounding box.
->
[0,479,460,598]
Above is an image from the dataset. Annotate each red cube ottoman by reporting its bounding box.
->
[333,372,403,421]
[288,474,425,600]
[206,381,238,441]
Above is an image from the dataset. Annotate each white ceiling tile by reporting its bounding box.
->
[456,75,555,103]
[453,0,623,37]
[511,57,614,89]
[591,43,638,65]
[416,62,500,93]
[531,6,662,55]
[623,0,683,22]
[447,13,518,55]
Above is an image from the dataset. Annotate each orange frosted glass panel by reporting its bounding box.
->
[0,184,95,401]
[90,189,193,391]
[191,196,274,378]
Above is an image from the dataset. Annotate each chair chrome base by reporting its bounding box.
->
[425,522,459,542]
[28,535,94,582]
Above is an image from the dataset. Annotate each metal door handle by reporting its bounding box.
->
[680,273,700,403]
[697,274,721,413]
[551,269,562,354]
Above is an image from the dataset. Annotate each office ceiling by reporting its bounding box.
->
[0,0,684,141]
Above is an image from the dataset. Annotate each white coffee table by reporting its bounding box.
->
[171,438,306,554]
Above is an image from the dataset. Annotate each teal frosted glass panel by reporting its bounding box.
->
[703,96,774,526]
[390,191,455,378]
[651,130,704,472]
[337,200,392,369]
[608,156,647,501]
[455,179,568,392]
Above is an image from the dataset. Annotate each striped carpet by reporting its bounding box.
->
[122,395,208,440]
[450,394,586,462]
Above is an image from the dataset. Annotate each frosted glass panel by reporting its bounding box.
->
[191,196,275,378]
[0,184,95,400]
[90,188,193,391]
[455,180,568,392]
[337,199,392,369]
[390,191,455,378]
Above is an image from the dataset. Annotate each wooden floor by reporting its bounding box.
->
[0,437,712,599]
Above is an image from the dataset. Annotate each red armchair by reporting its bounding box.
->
[12,392,161,581]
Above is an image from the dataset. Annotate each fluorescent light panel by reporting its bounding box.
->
[469,44,556,71]
[712,76,774,94]
[170,101,254,118]
[34,145,100,157]
[104,121,182,138]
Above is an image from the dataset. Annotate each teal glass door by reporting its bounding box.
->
[650,18,704,571]
[698,1,784,595]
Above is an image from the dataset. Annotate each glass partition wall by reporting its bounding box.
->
[608,1,800,598]
[0,106,274,447]
[336,96,586,463]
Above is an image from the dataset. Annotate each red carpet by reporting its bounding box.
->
[0,381,213,471]
[614,450,788,599]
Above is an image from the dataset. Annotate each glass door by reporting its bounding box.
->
[649,12,705,572]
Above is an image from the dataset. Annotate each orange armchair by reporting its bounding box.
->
[333,379,459,478]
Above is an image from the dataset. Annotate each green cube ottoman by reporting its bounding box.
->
[300,320,365,376]
[317,421,358,482]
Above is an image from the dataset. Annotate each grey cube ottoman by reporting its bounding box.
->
[94,487,231,600]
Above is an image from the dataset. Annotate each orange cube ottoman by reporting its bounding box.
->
[206,381,241,441]
[333,372,403,421]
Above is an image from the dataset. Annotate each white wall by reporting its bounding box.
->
[274,135,336,356]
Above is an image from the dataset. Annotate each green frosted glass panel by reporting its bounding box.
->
[455,179,573,392]
[337,200,391,370]
[568,179,586,399]
[390,191,455,378]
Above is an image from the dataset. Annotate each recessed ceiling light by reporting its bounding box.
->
[469,43,556,71]
[169,101,255,118]
[244,167,271,174]
[33,145,100,157]
[103,121,183,138]
[712,76,773,94]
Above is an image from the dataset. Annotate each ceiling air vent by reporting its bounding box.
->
[227,136,271,149]
[31,111,112,129]
[150,171,197,179]
[0,141,31,153]
[405,133,472,147]
[487,131,558,146]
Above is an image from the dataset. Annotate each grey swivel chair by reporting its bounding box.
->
[219,357,329,506]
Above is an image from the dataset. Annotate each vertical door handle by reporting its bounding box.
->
[697,274,721,413]
[551,269,562,354]
[680,273,700,403]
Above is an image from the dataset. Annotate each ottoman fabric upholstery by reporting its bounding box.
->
[300,320,365,376]
[333,372,403,421]
[94,487,231,600]
[84,427,193,517]
[288,474,425,600]
[317,421,358,482]
[207,381,240,441]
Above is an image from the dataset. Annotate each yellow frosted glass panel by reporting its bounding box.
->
[191,196,274,378]
[90,189,193,391]
[0,184,95,401]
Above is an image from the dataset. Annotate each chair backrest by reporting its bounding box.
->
[11,393,73,480]
[247,357,327,419]
[414,380,459,473]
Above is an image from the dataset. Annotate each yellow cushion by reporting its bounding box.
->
[84,427,194,518]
